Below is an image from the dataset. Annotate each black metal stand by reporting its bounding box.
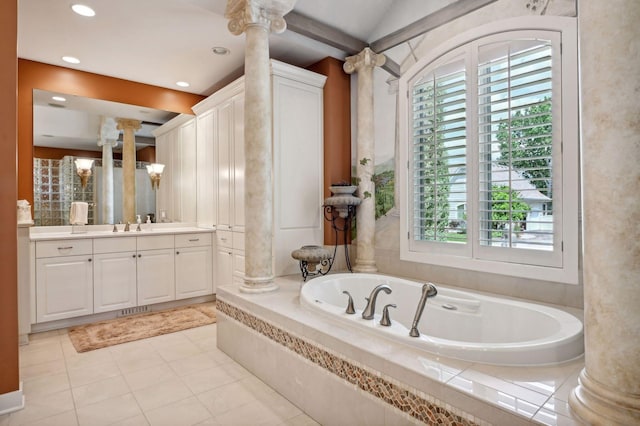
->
[298,257,332,281]
[323,204,357,272]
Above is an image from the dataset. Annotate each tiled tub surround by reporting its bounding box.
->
[217,276,584,425]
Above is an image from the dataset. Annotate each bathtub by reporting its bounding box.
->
[300,273,584,366]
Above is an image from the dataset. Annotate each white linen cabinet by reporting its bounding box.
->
[193,60,326,285]
[154,114,197,224]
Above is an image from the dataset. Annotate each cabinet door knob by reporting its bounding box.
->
[132,254,136,258]
[88,258,92,262]
[176,251,180,255]
[138,254,141,258]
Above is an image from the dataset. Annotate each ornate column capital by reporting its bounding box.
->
[116,118,141,131]
[343,47,386,75]
[225,0,296,35]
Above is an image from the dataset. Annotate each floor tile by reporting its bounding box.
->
[132,377,193,412]
[144,396,211,426]
[19,359,66,381]
[22,373,70,399]
[168,353,220,377]
[121,364,179,392]
[107,414,149,426]
[112,346,166,374]
[20,410,77,426]
[7,390,74,425]
[72,375,131,408]
[212,399,291,426]
[19,345,64,368]
[181,365,244,394]
[67,359,122,388]
[155,340,203,363]
[278,413,321,426]
[75,393,142,426]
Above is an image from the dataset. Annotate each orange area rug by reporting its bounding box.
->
[68,303,216,352]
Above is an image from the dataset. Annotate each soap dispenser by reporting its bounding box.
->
[136,214,142,232]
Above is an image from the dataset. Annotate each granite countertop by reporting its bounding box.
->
[29,223,215,241]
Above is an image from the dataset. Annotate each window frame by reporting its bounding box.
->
[399,16,579,284]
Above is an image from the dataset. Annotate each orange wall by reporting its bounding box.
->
[18,59,204,205]
[308,58,352,245]
[0,0,19,396]
[34,147,113,160]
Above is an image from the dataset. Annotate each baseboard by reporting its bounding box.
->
[0,382,24,416]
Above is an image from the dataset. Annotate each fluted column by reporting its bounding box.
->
[225,0,295,293]
[117,118,141,224]
[344,48,386,273]
[98,117,119,224]
[569,2,640,425]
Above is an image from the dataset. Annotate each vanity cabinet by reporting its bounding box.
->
[216,230,244,287]
[136,235,175,305]
[31,229,214,325]
[93,237,137,313]
[175,232,213,299]
[35,239,94,323]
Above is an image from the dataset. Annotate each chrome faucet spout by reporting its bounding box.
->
[409,283,438,337]
[361,284,392,320]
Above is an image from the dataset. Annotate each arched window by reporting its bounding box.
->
[399,17,579,284]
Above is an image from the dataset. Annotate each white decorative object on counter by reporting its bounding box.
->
[17,200,34,225]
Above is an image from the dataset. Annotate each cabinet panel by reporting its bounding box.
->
[94,251,137,313]
[36,255,93,322]
[217,100,233,230]
[137,235,174,251]
[137,248,175,305]
[216,230,232,249]
[180,120,198,223]
[232,95,245,232]
[175,232,212,248]
[216,249,233,288]
[93,237,136,254]
[175,246,213,299]
[36,239,92,258]
[197,110,216,228]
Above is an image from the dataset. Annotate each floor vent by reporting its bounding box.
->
[117,306,149,317]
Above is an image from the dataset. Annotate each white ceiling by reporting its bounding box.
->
[19,0,453,151]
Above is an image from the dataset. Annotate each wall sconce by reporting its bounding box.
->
[146,163,165,190]
[74,158,94,188]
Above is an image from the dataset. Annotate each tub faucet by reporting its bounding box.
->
[409,283,438,337]
[362,284,392,320]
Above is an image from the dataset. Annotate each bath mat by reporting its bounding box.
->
[68,303,216,353]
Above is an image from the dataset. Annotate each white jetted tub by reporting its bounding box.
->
[300,273,583,365]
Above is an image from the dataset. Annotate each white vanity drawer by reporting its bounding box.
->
[36,239,93,258]
[137,235,174,251]
[93,237,137,254]
[175,233,212,248]
[216,230,232,249]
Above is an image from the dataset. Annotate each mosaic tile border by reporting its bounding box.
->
[217,300,482,426]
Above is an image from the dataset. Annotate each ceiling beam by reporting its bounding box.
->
[285,11,401,77]
[370,0,499,53]
[285,11,367,55]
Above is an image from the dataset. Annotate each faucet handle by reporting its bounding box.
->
[380,303,397,327]
[112,223,118,232]
[342,291,356,315]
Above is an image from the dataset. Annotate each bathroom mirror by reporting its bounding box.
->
[32,89,179,226]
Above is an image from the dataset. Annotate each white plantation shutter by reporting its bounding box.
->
[477,39,556,254]
[411,55,467,244]
[401,21,578,283]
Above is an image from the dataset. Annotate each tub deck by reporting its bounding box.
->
[216,275,583,425]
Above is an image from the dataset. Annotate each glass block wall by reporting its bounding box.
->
[33,156,97,226]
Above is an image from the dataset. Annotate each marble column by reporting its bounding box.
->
[225,0,295,293]
[117,118,141,224]
[569,2,640,425]
[98,117,119,225]
[344,48,386,273]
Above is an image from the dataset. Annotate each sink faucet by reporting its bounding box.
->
[361,284,392,320]
[124,222,130,232]
[409,283,438,337]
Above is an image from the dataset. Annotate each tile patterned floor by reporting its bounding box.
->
[1,324,319,426]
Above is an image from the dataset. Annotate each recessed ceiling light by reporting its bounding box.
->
[62,56,80,64]
[52,96,66,102]
[212,46,230,55]
[176,81,190,88]
[71,4,96,17]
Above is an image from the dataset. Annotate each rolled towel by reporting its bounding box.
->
[70,202,89,225]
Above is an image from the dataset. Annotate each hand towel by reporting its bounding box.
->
[70,202,89,225]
